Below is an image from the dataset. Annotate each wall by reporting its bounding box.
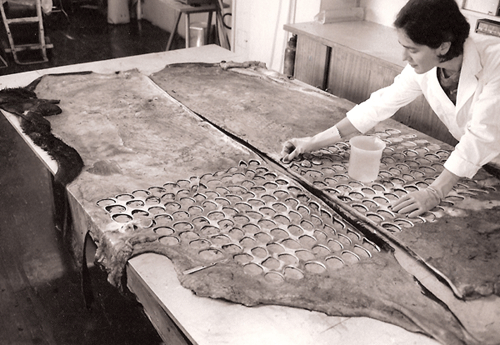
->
[360,0,405,26]
[231,0,366,72]
[360,0,500,31]
[232,0,321,73]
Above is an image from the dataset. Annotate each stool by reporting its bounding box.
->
[165,0,227,51]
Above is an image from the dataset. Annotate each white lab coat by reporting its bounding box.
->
[347,34,500,179]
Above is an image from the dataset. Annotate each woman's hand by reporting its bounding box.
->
[281,125,344,163]
[391,188,442,218]
[391,168,460,218]
[281,137,314,163]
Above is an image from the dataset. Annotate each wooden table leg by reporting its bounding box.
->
[166,12,182,51]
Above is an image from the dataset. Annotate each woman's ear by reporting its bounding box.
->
[439,41,451,55]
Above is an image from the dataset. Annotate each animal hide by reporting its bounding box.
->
[0,78,84,186]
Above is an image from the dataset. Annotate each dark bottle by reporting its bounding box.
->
[283,35,297,78]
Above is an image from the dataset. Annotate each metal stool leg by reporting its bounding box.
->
[166,11,181,51]
[185,13,190,48]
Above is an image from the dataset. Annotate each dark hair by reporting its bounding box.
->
[394,0,470,62]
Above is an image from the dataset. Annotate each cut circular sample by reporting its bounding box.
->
[259,207,276,217]
[148,206,166,215]
[262,257,281,270]
[131,210,149,219]
[381,222,402,233]
[270,228,289,240]
[132,189,150,198]
[248,198,265,207]
[172,210,189,220]
[342,250,361,264]
[266,242,285,254]
[235,202,252,212]
[327,239,343,252]
[273,214,291,226]
[261,194,277,203]
[106,205,126,214]
[202,200,218,211]
[200,225,220,236]
[305,261,327,274]
[243,263,264,276]
[198,248,224,262]
[246,211,263,220]
[298,234,317,249]
[337,233,352,246]
[284,197,299,209]
[353,244,372,258]
[284,266,304,280]
[165,202,181,212]
[282,238,301,249]
[154,214,173,225]
[295,249,316,261]
[228,228,245,240]
[264,271,285,284]
[211,234,232,246]
[272,202,288,213]
[288,224,304,236]
[154,226,175,236]
[242,223,260,234]
[112,214,133,223]
[207,211,225,221]
[97,198,116,207]
[222,243,242,254]
[159,236,180,246]
[278,253,299,266]
[145,196,160,206]
[189,238,211,250]
[173,221,194,232]
[288,210,302,223]
[300,220,314,231]
[273,190,289,200]
[312,244,331,257]
[254,231,272,244]
[214,197,231,207]
[127,200,145,208]
[257,219,276,230]
[234,214,250,224]
[251,246,268,258]
[222,206,237,217]
[148,186,166,196]
[325,255,344,270]
[240,236,257,248]
[116,194,134,201]
[179,231,199,241]
[234,253,253,265]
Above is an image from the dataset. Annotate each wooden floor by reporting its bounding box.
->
[0,2,186,344]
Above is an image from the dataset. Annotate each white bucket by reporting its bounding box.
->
[348,136,386,182]
[108,0,130,24]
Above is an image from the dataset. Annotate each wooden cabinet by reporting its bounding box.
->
[285,21,457,146]
[294,35,329,89]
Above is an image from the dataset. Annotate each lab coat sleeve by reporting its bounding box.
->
[346,64,423,134]
[444,73,500,178]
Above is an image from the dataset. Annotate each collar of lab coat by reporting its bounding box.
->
[425,38,481,113]
[456,38,481,111]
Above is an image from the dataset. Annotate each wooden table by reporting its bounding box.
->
[1,45,498,345]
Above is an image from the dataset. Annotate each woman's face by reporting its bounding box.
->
[397,29,448,74]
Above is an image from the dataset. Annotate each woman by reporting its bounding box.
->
[281,0,500,218]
